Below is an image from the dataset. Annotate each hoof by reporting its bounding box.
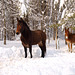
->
[30,55,33,58]
[41,55,45,58]
[25,56,27,58]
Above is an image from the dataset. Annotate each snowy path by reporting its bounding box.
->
[0,39,75,75]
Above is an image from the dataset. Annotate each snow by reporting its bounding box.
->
[0,39,75,75]
[60,0,65,8]
[61,8,67,18]
[62,24,65,31]
[55,0,65,7]
[19,0,27,17]
[21,4,27,17]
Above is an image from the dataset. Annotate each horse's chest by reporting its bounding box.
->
[20,36,29,48]
[66,36,75,43]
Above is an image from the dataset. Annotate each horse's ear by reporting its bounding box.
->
[65,27,66,30]
[20,18,23,21]
[68,28,69,30]
[17,18,19,21]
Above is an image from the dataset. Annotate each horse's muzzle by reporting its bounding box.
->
[16,32,19,35]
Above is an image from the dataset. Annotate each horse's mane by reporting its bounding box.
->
[21,18,30,30]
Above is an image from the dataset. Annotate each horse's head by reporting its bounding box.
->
[65,28,69,39]
[16,18,24,35]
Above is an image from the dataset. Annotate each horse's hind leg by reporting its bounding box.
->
[24,47,27,58]
[39,46,44,57]
[42,40,46,57]
[29,45,33,58]
[39,45,46,58]
[43,44,46,54]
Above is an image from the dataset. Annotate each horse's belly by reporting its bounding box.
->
[22,42,29,48]
[66,39,75,44]
[32,41,43,46]
[38,41,43,46]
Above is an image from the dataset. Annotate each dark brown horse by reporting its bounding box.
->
[16,18,46,58]
[65,28,75,52]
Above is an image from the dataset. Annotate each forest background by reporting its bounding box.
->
[0,0,75,47]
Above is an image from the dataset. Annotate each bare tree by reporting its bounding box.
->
[0,0,19,43]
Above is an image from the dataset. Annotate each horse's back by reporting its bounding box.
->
[32,30,46,40]
[31,30,46,45]
[69,33,75,43]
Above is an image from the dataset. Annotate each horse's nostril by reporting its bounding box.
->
[16,32,19,35]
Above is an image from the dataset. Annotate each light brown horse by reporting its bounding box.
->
[16,18,46,58]
[65,28,75,52]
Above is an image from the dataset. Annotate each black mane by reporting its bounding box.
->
[20,18,31,39]
[21,18,30,31]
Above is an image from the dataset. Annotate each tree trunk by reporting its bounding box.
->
[4,11,6,45]
[4,23,6,45]
[12,16,15,37]
[33,20,34,30]
[2,0,6,44]
[56,27,58,49]
[53,27,56,40]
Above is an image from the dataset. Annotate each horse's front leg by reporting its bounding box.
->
[67,43,70,52]
[24,47,27,58]
[71,43,72,53]
[29,45,32,58]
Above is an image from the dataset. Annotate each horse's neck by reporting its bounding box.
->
[67,32,75,40]
[68,32,72,36]
[21,28,31,39]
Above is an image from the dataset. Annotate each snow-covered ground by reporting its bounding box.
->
[0,39,75,75]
